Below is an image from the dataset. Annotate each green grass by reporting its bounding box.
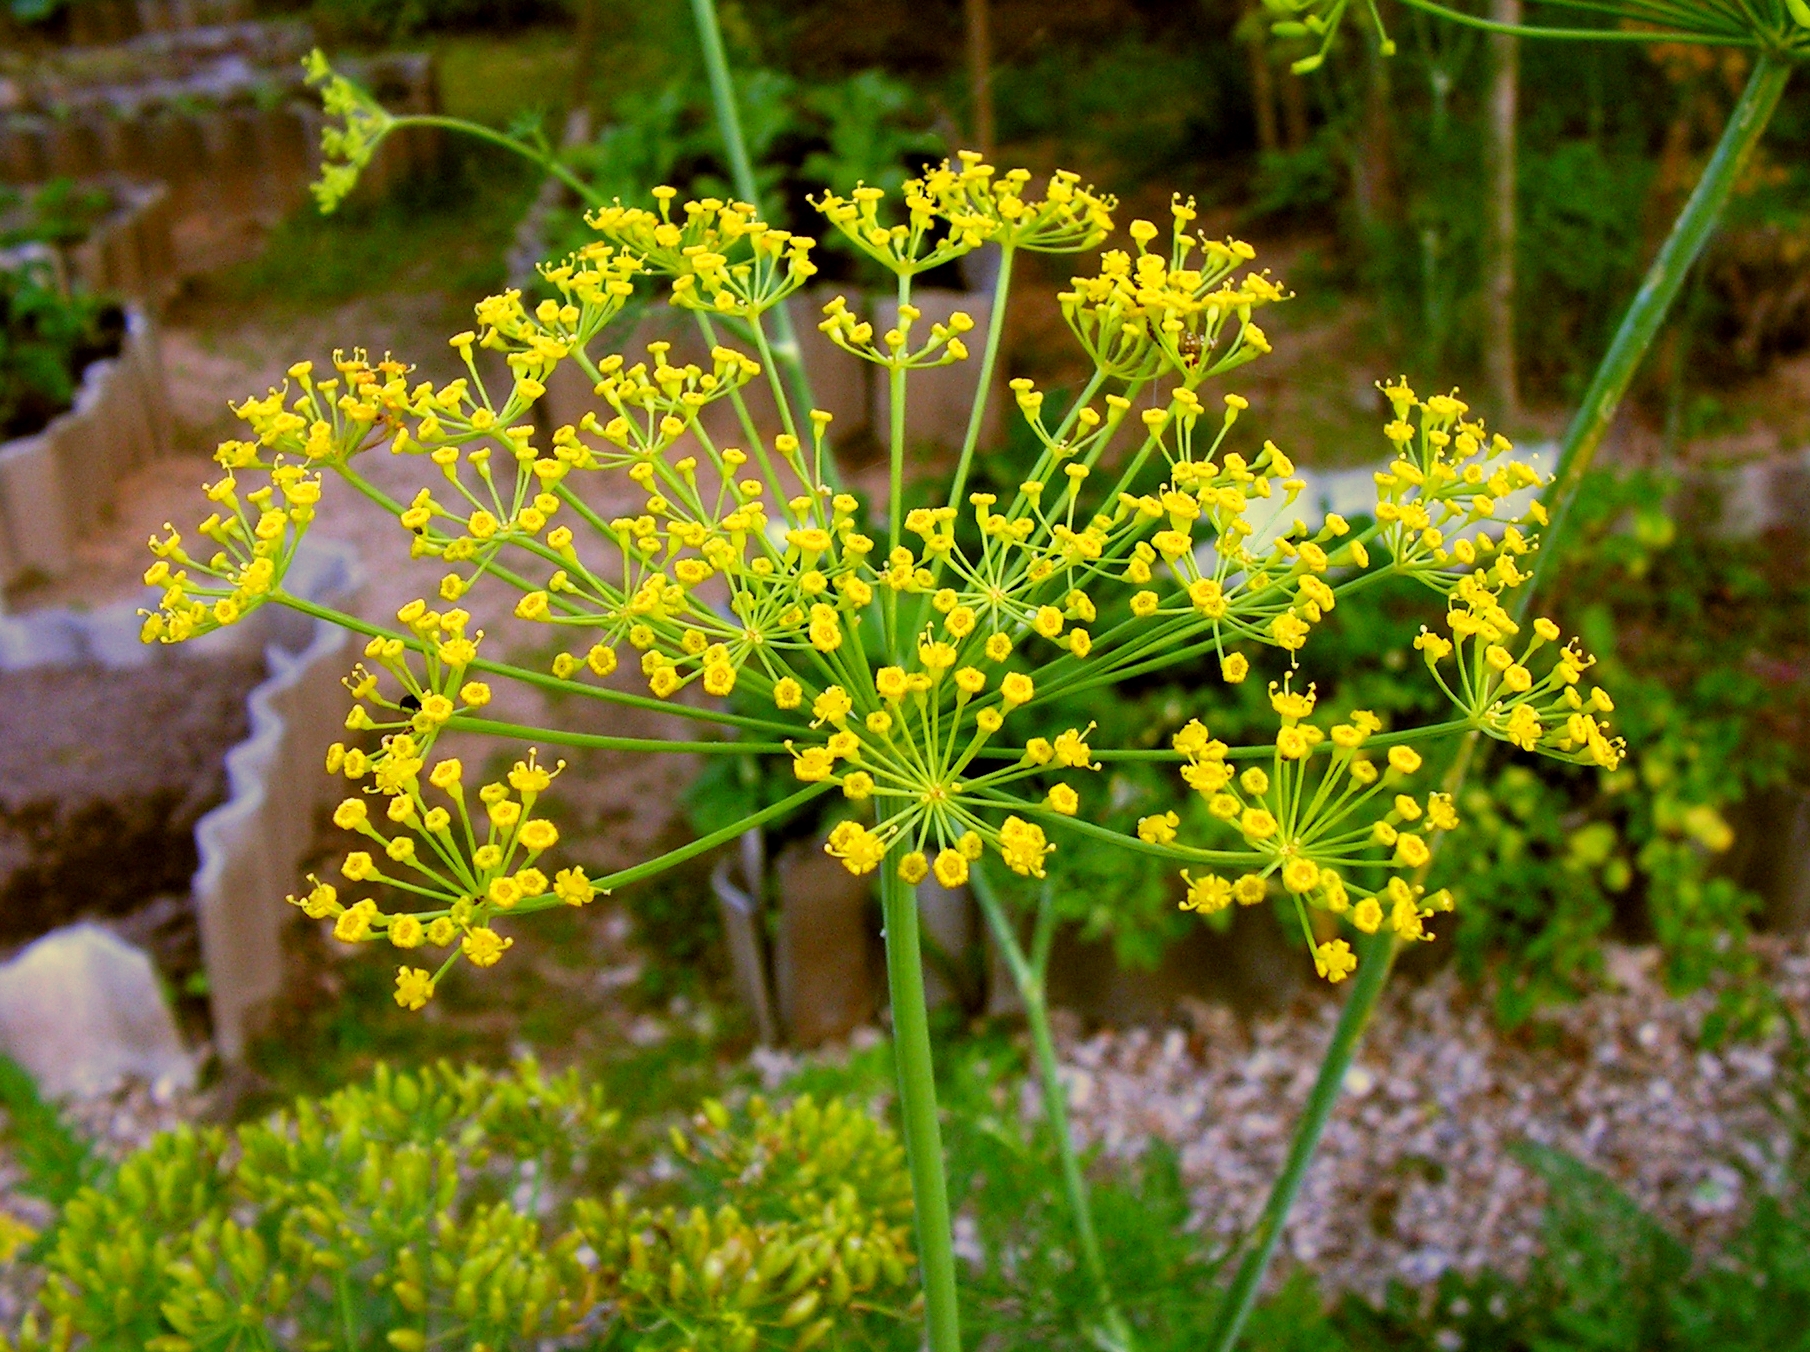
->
[429,26,583,128]
[218,146,537,311]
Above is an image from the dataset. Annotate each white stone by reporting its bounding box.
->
[0,924,194,1099]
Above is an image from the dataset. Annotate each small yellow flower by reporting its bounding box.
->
[1181,872,1233,914]
[1138,811,1179,844]
[394,966,436,1010]
[998,816,1051,877]
[826,820,887,875]
[1313,940,1357,982]
[1282,858,1320,893]
[555,866,596,906]
[519,819,559,852]
[333,899,378,943]
[933,849,969,887]
[463,926,513,967]
[1239,807,1277,841]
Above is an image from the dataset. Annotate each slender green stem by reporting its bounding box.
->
[687,0,820,422]
[1525,51,1791,605]
[1205,57,1792,1351]
[879,868,962,1352]
[586,783,831,896]
[336,1271,358,1352]
[1392,0,1755,43]
[444,715,787,755]
[971,869,1135,1352]
[945,247,1015,512]
[1203,927,1398,1351]
[270,591,799,737]
[390,113,604,205]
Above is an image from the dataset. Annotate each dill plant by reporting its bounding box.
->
[130,47,1632,1352]
[1199,5,1807,1347]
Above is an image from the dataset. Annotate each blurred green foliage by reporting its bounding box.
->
[0,180,114,249]
[0,264,118,440]
[220,145,536,308]
[541,63,942,284]
[1248,16,1809,398]
[0,1055,100,1231]
[1,1061,914,1352]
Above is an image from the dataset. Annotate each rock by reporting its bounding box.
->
[0,924,194,1098]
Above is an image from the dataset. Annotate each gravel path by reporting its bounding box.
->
[1053,939,1807,1302]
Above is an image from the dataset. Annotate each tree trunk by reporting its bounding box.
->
[1281,67,1310,149]
[964,0,996,157]
[1485,0,1521,424]
[1350,24,1399,232]
[1246,6,1280,153]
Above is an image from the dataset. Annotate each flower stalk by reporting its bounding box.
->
[881,870,964,1352]
[1527,51,1792,601]
[971,866,1136,1352]
[688,0,822,422]
[1203,40,1793,1352]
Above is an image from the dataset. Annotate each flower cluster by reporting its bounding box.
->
[302,50,394,213]
[812,150,1116,276]
[144,152,1624,1004]
[1147,685,1457,984]
[1060,198,1283,381]
[289,722,598,1008]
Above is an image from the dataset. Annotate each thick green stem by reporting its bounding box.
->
[880,869,963,1352]
[1526,52,1790,604]
[1204,55,1791,1352]
[971,870,1135,1352]
[687,0,820,423]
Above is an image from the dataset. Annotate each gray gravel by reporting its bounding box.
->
[4,939,1802,1321]
[1051,939,1807,1301]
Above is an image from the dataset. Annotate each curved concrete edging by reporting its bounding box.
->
[0,302,171,590]
[0,537,361,1063]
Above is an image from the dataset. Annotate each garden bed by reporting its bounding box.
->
[0,535,359,1068]
[0,651,262,962]
[0,23,439,274]
[0,176,177,304]
[0,300,169,592]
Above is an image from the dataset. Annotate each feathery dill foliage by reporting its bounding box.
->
[1261,0,1810,74]
[137,96,1621,1009]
